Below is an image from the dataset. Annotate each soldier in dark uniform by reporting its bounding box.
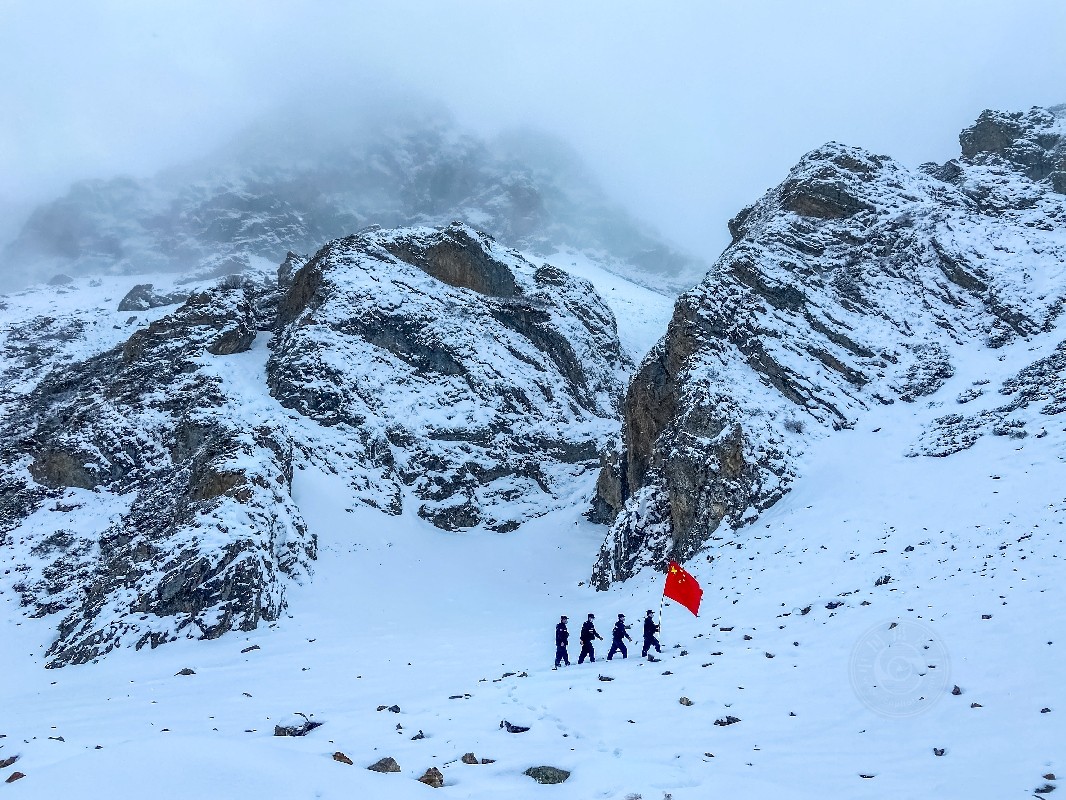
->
[578,613,602,664]
[607,613,633,660]
[641,609,661,658]
[554,615,570,668]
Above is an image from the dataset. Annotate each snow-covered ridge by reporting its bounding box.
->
[0,223,634,665]
[593,106,1066,585]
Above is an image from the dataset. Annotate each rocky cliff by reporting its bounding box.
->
[0,223,629,665]
[592,105,1066,586]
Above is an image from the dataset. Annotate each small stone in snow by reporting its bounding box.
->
[679,697,694,706]
[175,668,195,676]
[933,748,945,756]
[367,757,400,773]
[952,685,962,695]
[332,752,353,765]
[418,767,444,788]
[1041,707,1052,713]
[5,772,26,784]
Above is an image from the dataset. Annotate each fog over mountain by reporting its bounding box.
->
[3,1,1065,289]
[1,98,705,291]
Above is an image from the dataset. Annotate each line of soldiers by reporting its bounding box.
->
[554,611,662,668]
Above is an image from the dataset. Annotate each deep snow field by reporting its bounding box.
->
[1,259,1064,799]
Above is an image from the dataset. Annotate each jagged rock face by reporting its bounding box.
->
[268,223,631,532]
[0,223,630,663]
[0,277,313,666]
[2,117,702,291]
[593,106,1066,587]
[960,104,1066,193]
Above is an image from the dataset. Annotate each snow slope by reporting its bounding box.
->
[1,257,1062,799]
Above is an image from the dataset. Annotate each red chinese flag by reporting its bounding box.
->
[664,560,703,617]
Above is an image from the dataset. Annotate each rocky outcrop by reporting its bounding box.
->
[268,223,630,531]
[0,276,313,667]
[117,283,191,311]
[1,222,630,663]
[960,105,1066,193]
[592,106,1066,586]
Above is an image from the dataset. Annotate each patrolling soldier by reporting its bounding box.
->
[607,613,633,660]
[578,613,603,664]
[642,609,661,659]
[554,615,570,668]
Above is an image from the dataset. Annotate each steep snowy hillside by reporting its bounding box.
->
[593,105,1066,584]
[0,224,642,667]
[0,310,1062,799]
[1,111,703,292]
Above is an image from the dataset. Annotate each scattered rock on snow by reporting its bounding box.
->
[524,766,571,784]
[418,767,444,788]
[0,757,18,769]
[241,645,260,653]
[597,674,614,681]
[5,772,26,784]
[933,748,945,756]
[951,685,962,695]
[273,714,323,737]
[461,753,480,765]
[1041,707,1052,713]
[1035,784,1056,795]
[679,697,694,706]
[500,720,530,733]
[411,730,425,740]
[332,752,353,765]
[367,757,400,773]
[714,715,741,726]
[175,668,196,676]
[971,703,983,708]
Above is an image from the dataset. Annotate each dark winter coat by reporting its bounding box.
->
[613,620,632,642]
[556,622,569,647]
[580,620,601,644]
[644,616,658,640]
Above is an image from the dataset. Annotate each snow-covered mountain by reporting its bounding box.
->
[1,104,1064,799]
[592,104,1066,585]
[1,109,704,292]
[0,224,633,667]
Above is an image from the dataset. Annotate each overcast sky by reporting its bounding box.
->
[2,0,1065,260]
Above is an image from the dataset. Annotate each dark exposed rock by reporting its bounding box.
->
[273,715,322,737]
[5,772,26,783]
[332,752,353,765]
[679,696,694,706]
[367,757,400,773]
[500,720,530,733]
[117,283,191,312]
[417,767,444,788]
[592,107,1066,586]
[524,766,570,784]
[960,105,1066,192]
[461,753,479,765]
[714,716,741,726]
[175,667,195,676]
[0,756,18,769]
